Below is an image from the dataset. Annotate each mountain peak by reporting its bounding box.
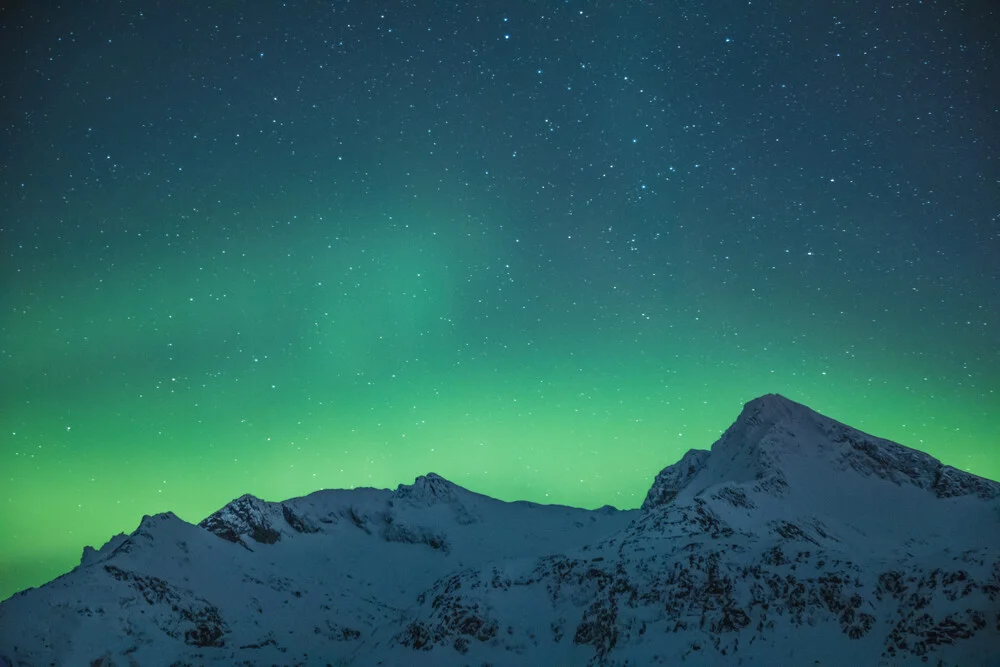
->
[393,473,463,505]
[643,394,1000,510]
[199,493,281,547]
[744,391,800,414]
[731,393,816,438]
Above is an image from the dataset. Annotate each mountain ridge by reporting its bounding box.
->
[2,393,998,666]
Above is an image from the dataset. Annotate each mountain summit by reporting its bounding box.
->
[1,395,998,666]
[644,393,998,510]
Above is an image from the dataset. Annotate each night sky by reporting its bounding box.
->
[2,1,998,601]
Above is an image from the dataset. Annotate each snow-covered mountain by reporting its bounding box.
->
[2,393,998,666]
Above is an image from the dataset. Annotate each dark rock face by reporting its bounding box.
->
[386,501,998,666]
[833,429,999,499]
[641,449,711,510]
[394,473,460,505]
[199,494,281,547]
[103,565,228,648]
[281,504,318,534]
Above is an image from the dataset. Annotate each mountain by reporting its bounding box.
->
[1,393,998,666]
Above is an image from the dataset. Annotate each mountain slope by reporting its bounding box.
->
[1,393,997,666]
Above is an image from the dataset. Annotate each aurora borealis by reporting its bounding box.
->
[1,1,998,601]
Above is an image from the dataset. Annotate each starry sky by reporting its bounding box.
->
[1,1,998,601]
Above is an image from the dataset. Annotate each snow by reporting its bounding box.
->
[1,393,998,666]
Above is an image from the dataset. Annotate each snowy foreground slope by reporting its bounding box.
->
[2,394,998,666]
